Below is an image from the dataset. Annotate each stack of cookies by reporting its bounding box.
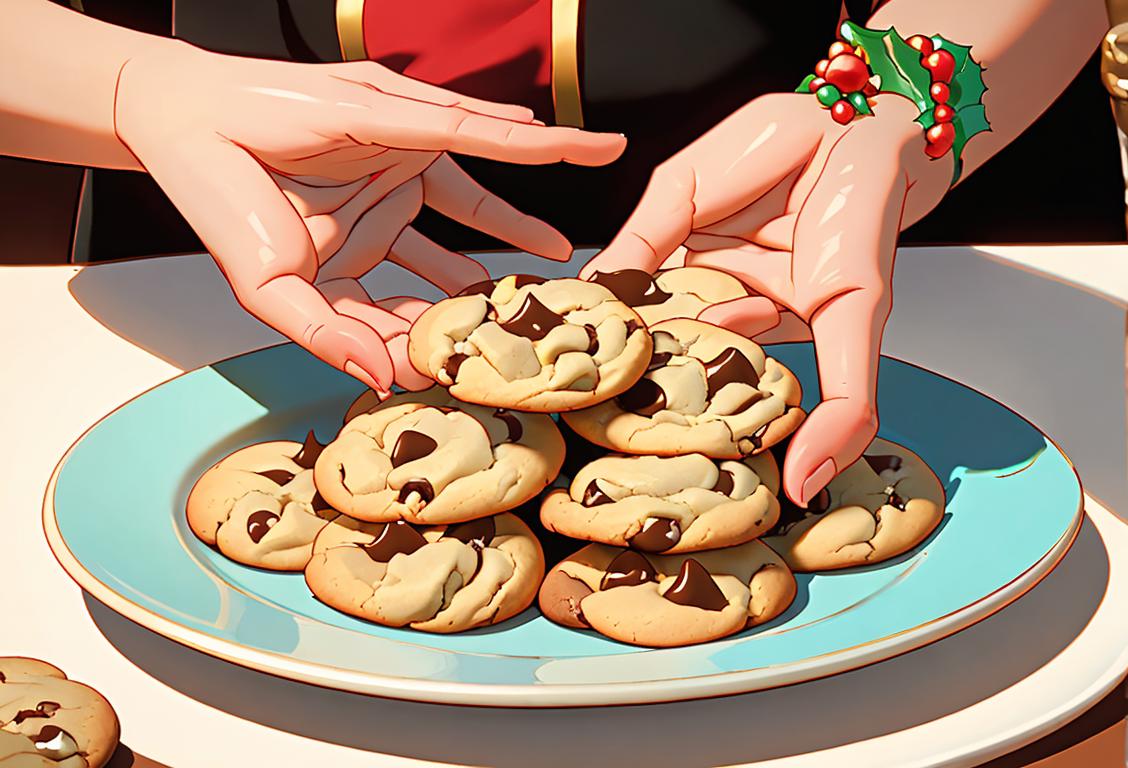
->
[186,269,946,647]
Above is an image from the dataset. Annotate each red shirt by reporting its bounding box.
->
[364,0,554,120]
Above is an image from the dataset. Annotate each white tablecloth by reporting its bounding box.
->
[1,247,1126,767]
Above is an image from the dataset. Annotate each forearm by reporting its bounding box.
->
[869,0,1107,179]
[0,0,179,169]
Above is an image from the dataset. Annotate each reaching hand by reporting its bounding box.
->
[114,43,626,396]
[581,92,951,505]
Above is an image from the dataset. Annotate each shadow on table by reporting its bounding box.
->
[83,518,1110,768]
[66,257,442,372]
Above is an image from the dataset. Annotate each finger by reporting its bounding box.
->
[349,96,627,166]
[274,173,373,218]
[388,226,490,296]
[140,137,396,395]
[316,178,422,281]
[578,163,697,279]
[318,279,433,391]
[781,137,904,506]
[373,296,431,324]
[684,244,793,302]
[331,62,539,124]
[272,145,391,180]
[752,311,812,345]
[306,154,436,261]
[697,296,782,338]
[422,155,571,261]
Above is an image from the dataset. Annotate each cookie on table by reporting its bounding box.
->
[305,513,544,633]
[562,318,804,458]
[540,452,780,553]
[0,657,120,768]
[187,432,338,571]
[539,541,795,647]
[763,438,945,572]
[589,267,750,326]
[407,274,652,412]
[316,388,564,524]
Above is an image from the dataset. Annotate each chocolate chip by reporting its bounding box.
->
[455,278,497,298]
[258,469,295,486]
[293,430,324,469]
[616,377,667,416]
[712,469,735,496]
[444,517,496,548]
[769,487,831,536]
[591,269,673,307]
[624,319,643,335]
[600,550,658,590]
[702,347,760,399]
[310,489,333,513]
[391,430,438,468]
[864,454,904,476]
[492,409,523,442]
[628,518,681,552]
[0,671,6,683]
[443,353,469,381]
[729,390,767,414]
[749,424,768,451]
[13,701,60,725]
[885,487,907,511]
[583,324,599,355]
[360,520,427,561]
[662,558,728,611]
[246,509,279,543]
[581,479,614,507]
[647,351,673,371]
[397,479,435,505]
[32,723,80,760]
[498,294,565,341]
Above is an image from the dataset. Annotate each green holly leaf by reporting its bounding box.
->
[943,39,987,110]
[796,74,817,94]
[841,21,934,113]
[941,41,990,184]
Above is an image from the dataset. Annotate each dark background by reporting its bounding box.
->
[1,0,1122,265]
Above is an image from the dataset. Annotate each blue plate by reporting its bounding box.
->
[44,343,1082,706]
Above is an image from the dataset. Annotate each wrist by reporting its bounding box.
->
[113,39,204,167]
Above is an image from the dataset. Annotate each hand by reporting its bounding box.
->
[113,43,626,396]
[581,92,950,505]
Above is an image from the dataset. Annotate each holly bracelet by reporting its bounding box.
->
[797,21,990,185]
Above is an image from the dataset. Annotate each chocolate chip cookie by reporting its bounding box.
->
[539,541,795,647]
[0,657,119,768]
[305,513,544,633]
[763,438,946,571]
[589,267,750,326]
[315,388,564,524]
[539,452,781,553]
[407,274,653,412]
[187,432,339,571]
[562,318,804,458]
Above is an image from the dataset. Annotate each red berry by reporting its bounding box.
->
[929,82,950,103]
[863,80,878,97]
[808,76,827,93]
[828,41,853,59]
[924,122,955,157]
[922,50,956,83]
[815,58,830,78]
[824,54,870,93]
[907,35,934,56]
[830,100,856,124]
[933,104,955,123]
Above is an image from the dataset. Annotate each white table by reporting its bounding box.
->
[2,247,1126,767]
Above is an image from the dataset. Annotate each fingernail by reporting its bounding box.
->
[801,458,837,506]
[344,361,390,396]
